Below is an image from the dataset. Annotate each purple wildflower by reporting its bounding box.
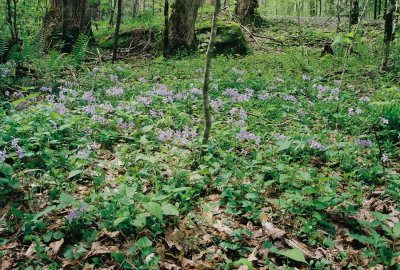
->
[381,154,389,163]
[359,96,370,102]
[16,147,25,159]
[236,130,260,144]
[275,134,287,140]
[307,140,326,151]
[0,150,8,162]
[11,138,19,147]
[380,117,389,125]
[82,91,96,103]
[106,87,124,96]
[355,139,373,148]
[82,105,96,114]
[138,77,148,83]
[54,103,67,114]
[66,208,79,223]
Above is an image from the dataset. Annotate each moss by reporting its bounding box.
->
[196,21,249,55]
[96,28,159,51]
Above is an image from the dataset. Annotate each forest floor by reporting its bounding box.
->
[0,17,400,270]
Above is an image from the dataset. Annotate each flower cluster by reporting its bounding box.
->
[308,139,326,151]
[236,130,260,144]
[158,126,198,145]
[355,139,373,148]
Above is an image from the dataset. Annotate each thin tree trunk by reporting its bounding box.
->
[202,0,221,145]
[112,0,123,63]
[163,0,169,57]
[374,0,378,19]
[381,0,396,70]
[6,0,16,44]
[109,0,117,25]
[12,0,19,42]
[350,0,359,26]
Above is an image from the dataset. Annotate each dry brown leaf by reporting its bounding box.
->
[192,251,205,261]
[165,228,186,251]
[82,264,95,270]
[25,243,35,258]
[261,220,286,239]
[212,221,233,235]
[82,242,118,260]
[238,266,249,270]
[48,238,64,256]
[0,242,18,250]
[99,228,120,238]
[0,258,12,270]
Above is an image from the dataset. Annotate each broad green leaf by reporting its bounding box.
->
[393,222,400,237]
[143,202,163,219]
[114,216,129,226]
[68,170,83,179]
[161,203,179,216]
[276,140,291,152]
[141,125,153,132]
[277,248,307,264]
[136,237,152,248]
[0,163,13,175]
[59,192,74,206]
[131,213,147,227]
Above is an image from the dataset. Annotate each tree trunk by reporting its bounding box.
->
[381,0,396,70]
[112,0,122,63]
[163,0,169,57]
[350,0,359,26]
[374,0,378,19]
[168,0,201,54]
[235,0,263,25]
[202,0,221,146]
[43,0,93,53]
[90,0,101,20]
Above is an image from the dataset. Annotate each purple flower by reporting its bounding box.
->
[77,150,90,158]
[16,147,25,159]
[282,95,298,102]
[82,105,96,114]
[381,154,389,163]
[66,209,79,223]
[158,129,174,142]
[54,103,67,114]
[308,140,326,151]
[210,99,224,111]
[11,138,19,147]
[135,96,152,107]
[138,77,148,83]
[0,150,8,162]
[302,75,311,81]
[232,67,244,75]
[380,117,389,125]
[355,109,363,115]
[359,96,370,102]
[82,91,96,103]
[355,139,373,148]
[91,142,101,150]
[92,115,106,124]
[98,104,114,113]
[276,77,285,82]
[348,108,355,116]
[106,87,124,96]
[236,130,260,144]
[40,86,53,93]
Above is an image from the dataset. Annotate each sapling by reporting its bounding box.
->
[202,0,221,145]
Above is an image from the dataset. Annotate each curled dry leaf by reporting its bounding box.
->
[212,221,233,235]
[0,258,12,270]
[25,243,35,258]
[261,220,286,240]
[99,228,120,238]
[48,238,64,256]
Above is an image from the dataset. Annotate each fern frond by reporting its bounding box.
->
[71,33,90,68]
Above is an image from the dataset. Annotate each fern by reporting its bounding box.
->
[71,33,90,68]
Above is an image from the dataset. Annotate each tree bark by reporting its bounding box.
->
[163,0,169,57]
[381,0,396,70]
[202,0,221,146]
[168,0,201,54]
[235,0,263,25]
[112,0,123,63]
[350,0,359,26]
[43,0,93,53]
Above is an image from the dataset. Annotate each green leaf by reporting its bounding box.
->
[136,237,152,248]
[276,248,307,264]
[276,141,291,152]
[393,222,400,237]
[68,169,83,179]
[59,193,74,206]
[141,125,153,133]
[0,163,13,175]
[131,213,147,227]
[143,202,163,219]
[161,203,179,216]
[114,216,129,226]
